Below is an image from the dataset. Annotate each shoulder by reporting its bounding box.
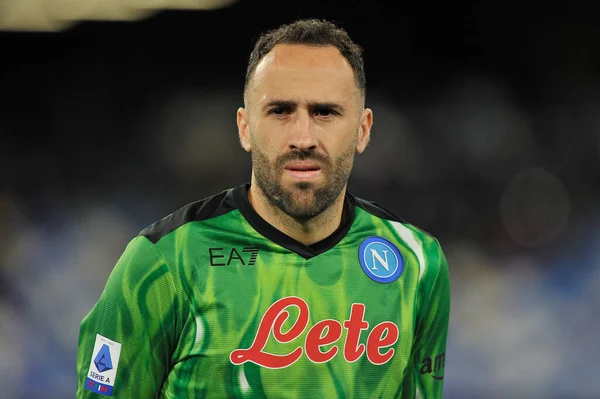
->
[350,192,438,242]
[139,187,238,244]
[349,193,405,224]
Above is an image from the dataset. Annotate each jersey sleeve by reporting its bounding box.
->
[403,240,451,399]
[76,235,182,398]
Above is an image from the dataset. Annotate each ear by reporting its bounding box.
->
[237,107,252,152]
[356,108,373,153]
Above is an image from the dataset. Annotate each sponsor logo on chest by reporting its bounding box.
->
[230,296,399,368]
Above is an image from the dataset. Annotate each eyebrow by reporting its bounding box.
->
[262,99,346,113]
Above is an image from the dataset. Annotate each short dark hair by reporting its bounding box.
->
[244,18,366,103]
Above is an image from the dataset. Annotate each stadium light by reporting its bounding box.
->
[0,0,240,31]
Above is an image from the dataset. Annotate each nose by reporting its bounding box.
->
[289,109,318,151]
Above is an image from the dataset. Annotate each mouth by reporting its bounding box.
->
[284,161,322,180]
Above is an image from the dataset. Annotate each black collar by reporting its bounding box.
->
[233,183,355,259]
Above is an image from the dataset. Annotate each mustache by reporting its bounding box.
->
[276,149,330,166]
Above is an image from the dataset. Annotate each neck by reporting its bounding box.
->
[248,178,347,246]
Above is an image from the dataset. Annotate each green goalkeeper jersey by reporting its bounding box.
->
[76,183,450,398]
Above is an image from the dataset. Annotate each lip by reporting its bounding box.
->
[284,161,322,180]
[284,161,321,171]
[285,169,321,179]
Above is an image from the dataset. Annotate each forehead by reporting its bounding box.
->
[249,44,359,105]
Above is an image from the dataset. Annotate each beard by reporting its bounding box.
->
[251,140,356,220]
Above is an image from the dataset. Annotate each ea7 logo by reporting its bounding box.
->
[419,352,445,380]
[209,247,260,266]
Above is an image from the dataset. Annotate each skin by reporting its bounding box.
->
[237,43,373,245]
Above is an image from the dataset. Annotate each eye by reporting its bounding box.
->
[314,107,338,117]
[268,106,291,115]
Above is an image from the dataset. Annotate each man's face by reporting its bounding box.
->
[238,44,372,220]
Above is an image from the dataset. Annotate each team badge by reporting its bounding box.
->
[84,334,122,396]
[358,236,404,283]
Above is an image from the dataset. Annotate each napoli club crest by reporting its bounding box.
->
[358,236,404,283]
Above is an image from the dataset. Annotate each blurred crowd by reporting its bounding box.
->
[1,7,600,399]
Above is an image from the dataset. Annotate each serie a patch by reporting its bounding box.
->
[84,334,122,396]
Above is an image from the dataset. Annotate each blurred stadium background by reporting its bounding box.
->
[1,1,599,398]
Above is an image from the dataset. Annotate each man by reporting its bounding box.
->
[76,18,450,398]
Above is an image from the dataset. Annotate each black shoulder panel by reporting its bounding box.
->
[349,194,406,224]
[140,188,236,244]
